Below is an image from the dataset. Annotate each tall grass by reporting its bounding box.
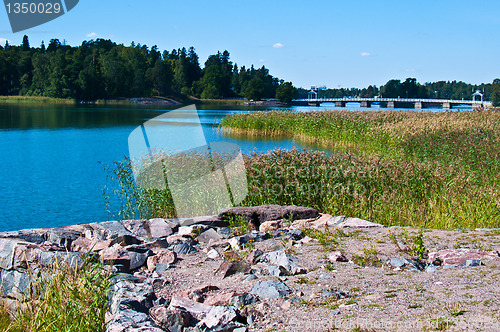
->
[105,110,500,229]
[6,254,113,332]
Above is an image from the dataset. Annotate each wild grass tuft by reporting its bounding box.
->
[7,253,113,332]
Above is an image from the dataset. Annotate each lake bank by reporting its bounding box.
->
[1,204,499,331]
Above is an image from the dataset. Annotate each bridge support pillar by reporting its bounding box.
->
[335,101,345,107]
[415,102,423,109]
[442,102,451,109]
[360,101,371,107]
[387,101,395,108]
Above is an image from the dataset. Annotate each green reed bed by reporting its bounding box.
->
[107,149,499,229]
[105,110,500,229]
[221,110,500,228]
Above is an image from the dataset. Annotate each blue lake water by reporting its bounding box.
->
[0,102,472,231]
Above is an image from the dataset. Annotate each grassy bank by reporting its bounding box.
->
[0,96,76,104]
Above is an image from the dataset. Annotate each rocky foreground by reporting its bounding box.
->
[1,205,500,331]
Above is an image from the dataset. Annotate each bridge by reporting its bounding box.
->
[293,97,492,109]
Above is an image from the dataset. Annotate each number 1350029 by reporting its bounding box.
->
[5,2,62,14]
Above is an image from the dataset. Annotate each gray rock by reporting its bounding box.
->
[387,257,424,271]
[319,273,334,279]
[146,218,173,238]
[0,269,31,300]
[92,220,134,240]
[207,249,221,259]
[172,241,198,255]
[425,264,439,273]
[228,294,258,307]
[460,259,484,267]
[0,238,23,270]
[0,230,45,244]
[250,280,292,299]
[43,229,81,249]
[322,290,347,299]
[243,274,257,282]
[149,305,193,332]
[265,265,289,276]
[39,251,83,269]
[155,263,170,273]
[217,227,232,239]
[260,250,306,275]
[197,229,223,244]
[128,250,151,271]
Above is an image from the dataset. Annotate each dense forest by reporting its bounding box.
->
[0,36,499,105]
[0,35,297,102]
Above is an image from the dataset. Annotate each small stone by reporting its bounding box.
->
[149,305,193,332]
[228,237,242,251]
[196,228,223,245]
[265,265,289,276]
[460,259,484,267]
[300,236,316,245]
[259,220,284,233]
[111,234,142,246]
[146,219,173,238]
[319,273,334,279]
[244,249,263,264]
[260,250,306,275]
[147,250,177,271]
[243,274,257,282]
[215,261,251,278]
[281,299,292,310]
[172,241,198,255]
[204,291,241,306]
[250,280,292,299]
[217,227,232,239]
[425,264,439,273]
[207,248,221,259]
[327,251,348,263]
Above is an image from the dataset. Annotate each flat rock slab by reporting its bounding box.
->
[336,217,385,228]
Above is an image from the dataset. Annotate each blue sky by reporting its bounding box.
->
[1,0,499,89]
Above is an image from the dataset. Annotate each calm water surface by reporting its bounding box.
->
[0,102,472,231]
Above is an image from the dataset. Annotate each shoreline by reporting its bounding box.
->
[1,205,499,331]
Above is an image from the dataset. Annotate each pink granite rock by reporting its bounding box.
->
[427,249,500,266]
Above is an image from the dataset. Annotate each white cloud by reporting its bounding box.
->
[0,38,11,45]
[259,59,265,63]
[272,42,285,49]
[86,32,98,38]
[360,52,371,57]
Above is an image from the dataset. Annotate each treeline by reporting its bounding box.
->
[298,78,500,105]
[0,36,298,102]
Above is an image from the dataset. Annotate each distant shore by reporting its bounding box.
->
[0,95,287,107]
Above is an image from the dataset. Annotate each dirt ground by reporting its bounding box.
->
[143,224,500,332]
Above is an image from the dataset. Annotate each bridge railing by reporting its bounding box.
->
[294,98,489,104]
